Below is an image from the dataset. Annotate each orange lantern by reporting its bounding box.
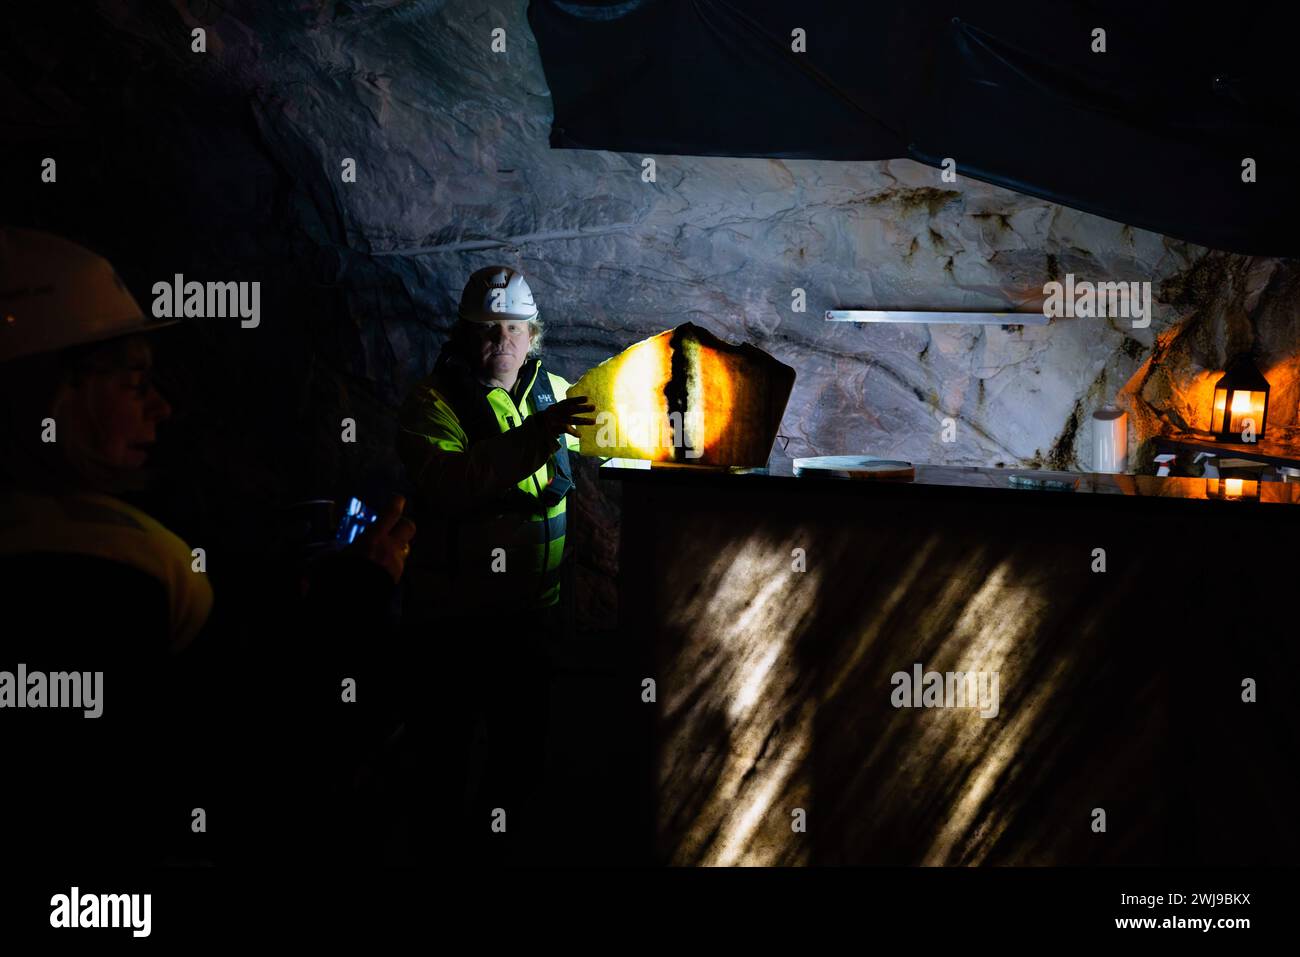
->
[1210,356,1269,442]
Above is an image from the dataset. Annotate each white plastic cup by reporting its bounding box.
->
[1092,406,1128,473]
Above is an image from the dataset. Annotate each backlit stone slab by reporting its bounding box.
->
[571,322,795,467]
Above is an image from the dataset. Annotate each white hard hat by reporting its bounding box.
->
[458,265,539,323]
[0,228,175,363]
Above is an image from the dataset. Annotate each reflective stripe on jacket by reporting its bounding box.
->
[0,488,214,651]
[397,354,578,616]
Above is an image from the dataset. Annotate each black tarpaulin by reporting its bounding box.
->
[528,1,1300,256]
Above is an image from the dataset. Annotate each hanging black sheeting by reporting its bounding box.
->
[528,1,1300,256]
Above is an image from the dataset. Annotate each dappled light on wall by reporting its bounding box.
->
[659,530,820,866]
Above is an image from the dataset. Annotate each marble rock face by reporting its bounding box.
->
[79,2,1300,628]
[118,1,1295,472]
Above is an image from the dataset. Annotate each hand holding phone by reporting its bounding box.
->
[352,494,417,583]
[337,496,378,544]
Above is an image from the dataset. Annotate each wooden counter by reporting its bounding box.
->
[605,460,1300,865]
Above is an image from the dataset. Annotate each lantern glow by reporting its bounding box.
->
[1209,356,1270,441]
[1206,477,1261,501]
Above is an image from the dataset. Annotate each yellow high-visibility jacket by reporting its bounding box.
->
[397,353,578,617]
[0,488,213,651]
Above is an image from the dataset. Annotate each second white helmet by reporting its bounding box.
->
[0,228,174,363]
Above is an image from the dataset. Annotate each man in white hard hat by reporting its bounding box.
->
[0,228,212,641]
[0,228,417,866]
[398,265,595,618]
[0,228,215,866]
[396,264,595,863]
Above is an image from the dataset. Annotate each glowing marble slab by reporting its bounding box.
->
[571,322,795,467]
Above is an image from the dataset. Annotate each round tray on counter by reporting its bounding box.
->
[792,455,916,480]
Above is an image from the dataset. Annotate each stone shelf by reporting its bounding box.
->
[1153,428,1300,471]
